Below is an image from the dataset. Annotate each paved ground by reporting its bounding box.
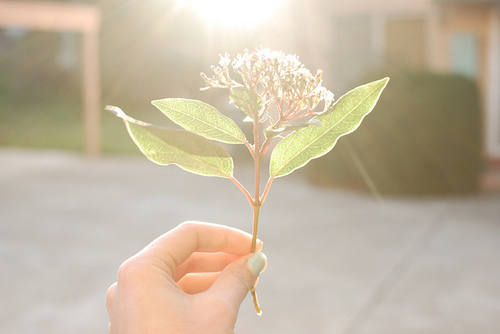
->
[1,149,499,334]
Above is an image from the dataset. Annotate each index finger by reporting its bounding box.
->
[138,221,261,276]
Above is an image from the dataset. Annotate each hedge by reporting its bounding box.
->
[306,70,483,196]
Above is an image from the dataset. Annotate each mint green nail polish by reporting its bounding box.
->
[247,252,267,277]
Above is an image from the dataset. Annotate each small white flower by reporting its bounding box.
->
[219,53,231,67]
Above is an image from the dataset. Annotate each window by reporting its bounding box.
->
[451,32,479,80]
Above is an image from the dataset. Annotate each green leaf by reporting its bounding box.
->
[106,106,234,178]
[230,86,262,119]
[151,98,246,144]
[270,77,390,178]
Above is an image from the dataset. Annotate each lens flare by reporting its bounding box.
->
[177,0,286,30]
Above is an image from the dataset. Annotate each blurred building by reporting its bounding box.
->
[0,0,499,163]
[321,0,500,163]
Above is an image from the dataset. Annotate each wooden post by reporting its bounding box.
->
[0,1,102,156]
[82,30,101,156]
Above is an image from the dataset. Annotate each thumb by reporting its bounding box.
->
[209,252,267,309]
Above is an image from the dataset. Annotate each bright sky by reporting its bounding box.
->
[177,0,287,30]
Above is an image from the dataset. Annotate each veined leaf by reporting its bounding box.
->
[151,98,246,144]
[270,77,389,178]
[230,86,262,119]
[106,106,234,178]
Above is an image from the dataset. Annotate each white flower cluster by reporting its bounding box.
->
[202,48,334,123]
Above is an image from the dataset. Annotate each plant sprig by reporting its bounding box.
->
[106,48,389,315]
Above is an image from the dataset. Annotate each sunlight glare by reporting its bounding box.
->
[178,0,286,30]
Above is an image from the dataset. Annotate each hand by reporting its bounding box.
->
[106,221,267,334]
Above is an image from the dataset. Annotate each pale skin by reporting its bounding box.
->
[106,221,266,334]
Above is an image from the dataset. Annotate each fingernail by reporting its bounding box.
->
[247,252,267,277]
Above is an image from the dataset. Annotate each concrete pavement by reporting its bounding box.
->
[0,149,499,334]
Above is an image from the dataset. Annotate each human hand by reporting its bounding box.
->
[106,221,267,334]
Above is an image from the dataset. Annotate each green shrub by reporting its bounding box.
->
[306,70,483,196]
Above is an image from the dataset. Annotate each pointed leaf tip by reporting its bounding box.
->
[108,105,235,178]
[270,77,389,178]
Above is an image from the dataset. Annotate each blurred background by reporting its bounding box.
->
[1,0,500,193]
[1,0,500,333]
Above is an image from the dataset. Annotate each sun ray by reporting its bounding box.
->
[176,0,287,31]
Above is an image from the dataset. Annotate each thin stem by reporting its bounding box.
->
[250,288,262,316]
[251,204,260,252]
[250,201,262,315]
[249,115,263,315]
[259,135,273,157]
[287,111,314,121]
[253,118,261,206]
[260,177,274,206]
[244,141,255,158]
[229,176,253,206]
